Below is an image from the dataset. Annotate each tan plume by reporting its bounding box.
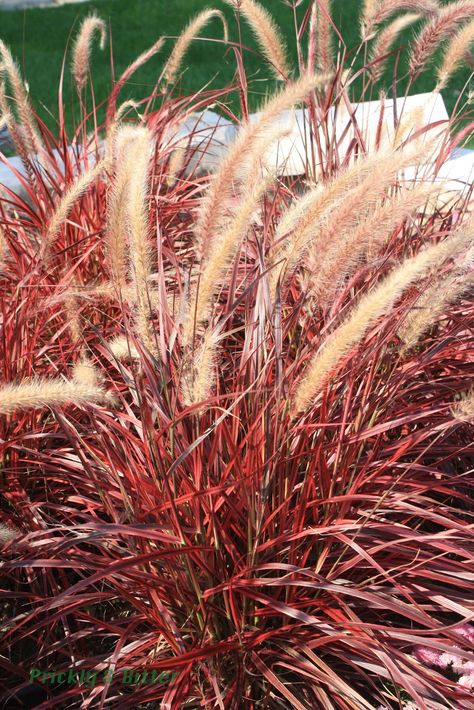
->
[185,169,273,343]
[370,14,421,82]
[0,523,18,544]
[43,159,106,259]
[73,357,103,387]
[308,182,441,307]
[108,335,141,361]
[399,236,474,350]
[452,389,474,422]
[223,0,289,80]
[105,127,136,288]
[166,145,188,187]
[361,0,382,39]
[64,288,82,344]
[362,0,438,40]
[269,139,434,297]
[183,113,294,343]
[122,126,158,357]
[314,0,334,75]
[195,74,324,261]
[72,13,107,93]
[181,328,220,405]
[291,230,471,415]
[163,9,228,86]
[0,41,43,154]
[399,271,474,351]
[410,1,474,75]
[0,377,113,415]
[436,18,474,90]
[0,82,35,182]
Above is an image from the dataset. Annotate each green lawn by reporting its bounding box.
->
[0,0,471,135]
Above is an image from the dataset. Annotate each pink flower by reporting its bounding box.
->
[458,674,474,689]
[439,651,465,671]
[413,645,443,667]
[456,624,474,644]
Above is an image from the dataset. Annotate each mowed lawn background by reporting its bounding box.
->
[0,0,471,136]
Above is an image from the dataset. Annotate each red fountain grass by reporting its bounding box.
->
[0,1,473,708]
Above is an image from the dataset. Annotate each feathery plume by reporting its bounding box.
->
[0,523,17,544]
[308,182,440,306]
[195,73,324,260]
[73,357,102,386]
[436,18,474,90]
[269,139,435,297]
[0,377,113,415]
[0,99,12,134]
[362,0,382,39]
[166,145,188,187]
[183,118,294,343]
[399,271,474,350]
[72,13,107,94]
[43,159,106,259]
[182,328,220,405]
[104,99,140,164]
[64,290,82,345]
[163,9,228,86]
[398,237,474,349]
[410,0,474,75]
[0,41,43,154]
[369,14,421,82]
[291,230,471,415]
[452,390,474,422]
[123,126,157,357]
[223,0,289,80]
[315,0,334,75]
[0,82,35,183]
[307,3,318,72]
[105,128,136,288]
[108,335,141,361]
[185,169,273,343]
[362,0,438,40]
[392,103,426,148]
[114,99,140,124]
[47,283,163,307]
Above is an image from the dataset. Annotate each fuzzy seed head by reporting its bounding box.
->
[0,377,113,415]
[452,389,474,422]
[108,335,141,361]
[292,230,471,415]
[223,0,290,80]
[72,13,107,93]
[163,10,228,87]
[436,18,474,90]
[0,523,18,545]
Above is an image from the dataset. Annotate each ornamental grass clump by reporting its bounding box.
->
[0,2,473,708]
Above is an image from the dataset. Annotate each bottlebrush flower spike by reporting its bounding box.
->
[72,13,106,93]
[0,523,18,545]
[163,10,228,87]
[0,378,113,415]
[223,0,290,79]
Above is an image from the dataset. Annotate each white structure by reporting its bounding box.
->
[1,92,473,201]
[256,92,450,177]
[0,0,84,9]
[168,91,473,199]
